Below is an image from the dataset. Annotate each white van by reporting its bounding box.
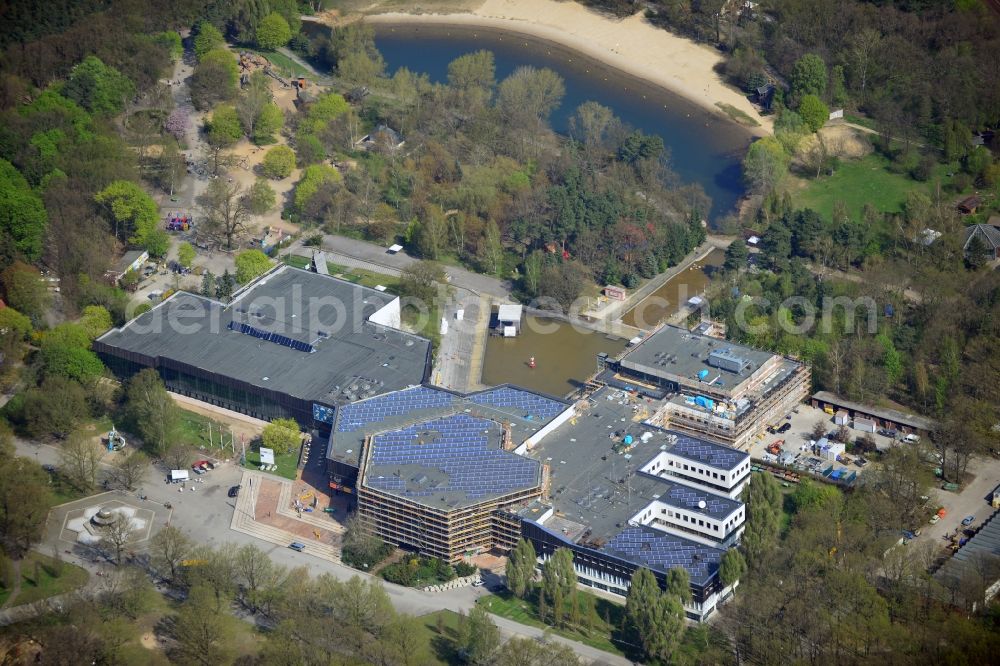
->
[902,433,920,444]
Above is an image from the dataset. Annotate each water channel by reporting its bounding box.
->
[621,247,725,329]
[481,316,628,398]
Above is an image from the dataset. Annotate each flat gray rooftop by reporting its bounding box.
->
[95,266,431,406]
[522,387,741,545]
[327,385,569,469]
[620,325,777,392]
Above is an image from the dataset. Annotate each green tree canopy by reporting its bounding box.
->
[207,105,243,148]
[0,262,50,322]
[255,12,292,50]
[21,376,89,438]
[719,548,747,591]
[0,158,48,261]
[261,145,296,179]
[193,21,225,59]
[724,238,749,272]
[79,305,112,339]
[791,53,828,99]
[125,368,179,456]
[261,417,300,455]
[743,137,789,194]
[191,48,239,110]
[294,163,341,211]
[0,442,53,558]
[247,178,276,214]
[798,94,830,132]
[235,249,272,283]
[302,92,349,135]
[505,538,537,599]
[61,56,136,116]
[177,242,196,269]
[94,180,159,248]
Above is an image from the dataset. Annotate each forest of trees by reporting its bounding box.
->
[288,25,710,306]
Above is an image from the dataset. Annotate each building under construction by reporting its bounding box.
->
[328,383,749,620]
[327,385,572,562]
[598,324,811,449]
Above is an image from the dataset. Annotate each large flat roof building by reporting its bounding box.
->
[336,383,747,621]
[95,265,432,426]
[602,325,810,449]
[514,387,747,619]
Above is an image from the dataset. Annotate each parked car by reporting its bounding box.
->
[962,515,976,526]
[777,422,792,434]
[289,542,306,552]
[228,485,241,498]
[929,515,940,524]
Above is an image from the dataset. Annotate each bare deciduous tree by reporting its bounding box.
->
[197,179,253,250]
[100,514,135,565]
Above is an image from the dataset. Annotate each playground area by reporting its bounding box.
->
[253,477,347,545]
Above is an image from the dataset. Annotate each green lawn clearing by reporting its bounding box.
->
[0,551,89,607]
[790,153,960,222]
[174,409,234,452]
[242,443,298,479]
[418,610,464,665]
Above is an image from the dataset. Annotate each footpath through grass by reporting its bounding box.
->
[0,551,89,607]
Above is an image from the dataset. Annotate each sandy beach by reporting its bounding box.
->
[365,0,770,135]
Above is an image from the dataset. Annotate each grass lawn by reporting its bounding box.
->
[174,408,234,453]
[0,551,89,607]
[790,153,962,222]
[283,254,400,291]
[478,588,630,657]
[417,610,463,665]
[242,443,298,479]
[243,47,312,79]
[46,468,92,505]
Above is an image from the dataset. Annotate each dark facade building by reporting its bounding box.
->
[94,266,432,428]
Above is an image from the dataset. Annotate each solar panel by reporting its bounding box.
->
[669,432,747,470]
[227,322,316,353]
[366,413,539,502]
[470,387,565,420]
[602,526,724,580]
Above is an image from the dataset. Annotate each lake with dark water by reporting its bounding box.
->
[369,24,750,221]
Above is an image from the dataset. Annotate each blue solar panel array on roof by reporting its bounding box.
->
[366,414,538,501]
[663,485,734,517]
[669,432,747,471]
[602,526,722,580]
[336,386,456,432]
[469,387,564,421]
[227,321,315,353]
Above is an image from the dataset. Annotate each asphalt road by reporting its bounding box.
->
[15,438,630,665]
